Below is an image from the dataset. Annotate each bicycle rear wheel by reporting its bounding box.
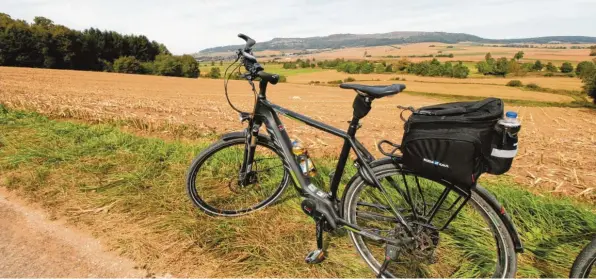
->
[186,135,289,216]
[342,162,517,278]
[570,237,596,278]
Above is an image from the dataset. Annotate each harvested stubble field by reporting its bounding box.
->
[289,71,575,102]
[266,43,595,63]
[1,66,596,278]
[288,71,585,91]
[1,66,594,200]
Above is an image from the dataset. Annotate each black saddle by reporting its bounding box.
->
[340,83,406,98]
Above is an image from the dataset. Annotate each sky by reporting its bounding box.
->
[3,0,596,55]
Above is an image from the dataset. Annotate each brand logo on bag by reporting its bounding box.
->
[423,158,449,168]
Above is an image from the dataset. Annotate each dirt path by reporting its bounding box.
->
[0,188,147,277]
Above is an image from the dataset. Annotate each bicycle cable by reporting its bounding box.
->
[223,57,243,113]
[223,56,259,115]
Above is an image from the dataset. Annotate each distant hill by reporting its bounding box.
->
[198,31,596,54]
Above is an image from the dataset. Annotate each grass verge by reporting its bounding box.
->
[0,106,594,277]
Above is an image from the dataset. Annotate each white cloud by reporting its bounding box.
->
[3,0,595,54]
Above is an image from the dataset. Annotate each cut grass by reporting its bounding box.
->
[0,106,594,277]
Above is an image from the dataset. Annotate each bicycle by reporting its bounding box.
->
[570,236,596,278]
[186,34,523,277]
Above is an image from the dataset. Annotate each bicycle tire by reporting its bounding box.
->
[342,162,517,278]
[570,237,596,278]
[186,134,290,216]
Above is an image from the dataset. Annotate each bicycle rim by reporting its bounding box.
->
[344,165,514,278]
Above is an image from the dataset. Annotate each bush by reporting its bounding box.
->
[113,56,142,74]
[525,83,541,90]
[582,68,596,103]
[447,46,454,48]
[180,55,200,78]
[506,80,523,87]
[204,67,221,79]
[590,49,596,56]
[533,60,544,71]
[544,72,554,77]
[278,75,287,83]
[576,61,595,78]
[560,62,574,73]
[283,62,297,69]
[153,54,182,77]
[429,45,435,47]
[546,62,558,72]
[327,80,343,85]
[344,77,355,82]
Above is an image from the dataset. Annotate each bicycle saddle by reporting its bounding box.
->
[340,83,406,98]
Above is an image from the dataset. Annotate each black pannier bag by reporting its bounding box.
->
[400,98,516,188]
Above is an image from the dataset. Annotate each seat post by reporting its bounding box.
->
[329,102,367,200]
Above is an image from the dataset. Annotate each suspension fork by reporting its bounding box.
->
[239,120,261,185]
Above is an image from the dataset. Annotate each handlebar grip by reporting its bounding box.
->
[257,71,280,85]
[238,33,256,50]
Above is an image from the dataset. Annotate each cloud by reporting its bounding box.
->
[3,0,595,54]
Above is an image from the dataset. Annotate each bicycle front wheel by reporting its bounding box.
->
[570,237,596,278]
[342,162,517,278]
[186,135,289,216]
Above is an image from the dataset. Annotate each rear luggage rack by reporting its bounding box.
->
[377,140,401,157]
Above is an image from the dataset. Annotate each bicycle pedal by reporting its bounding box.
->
[305,249,326,264]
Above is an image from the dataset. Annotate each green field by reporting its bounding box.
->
[199,62,324,77]
[0,106,594,277]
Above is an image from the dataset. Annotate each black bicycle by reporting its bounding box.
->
[186,34,523,277]
[570,237,596,278]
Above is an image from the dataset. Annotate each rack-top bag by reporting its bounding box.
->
[400,98,514,188]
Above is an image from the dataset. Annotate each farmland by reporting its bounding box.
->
[0,64,595,277]
[1,66,594,198]
[209,42,595,65]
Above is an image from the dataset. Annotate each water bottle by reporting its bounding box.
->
[292,140,317,177]
[493,111,521,158]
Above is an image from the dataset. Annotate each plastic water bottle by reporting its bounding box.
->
[292,140,317,177]
[492,111,521,158]
[498,111,521,137]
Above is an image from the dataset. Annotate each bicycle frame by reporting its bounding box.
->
[239,80,416,238]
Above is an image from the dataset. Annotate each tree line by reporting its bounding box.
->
[0,13,199,78]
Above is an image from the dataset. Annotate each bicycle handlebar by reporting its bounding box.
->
[238,33,256,51]
[234,34,279,86]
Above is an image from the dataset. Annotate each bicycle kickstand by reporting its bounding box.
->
[377,244,400,278]
[305,218,326,264]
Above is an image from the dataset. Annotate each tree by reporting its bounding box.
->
[494,57,509,76]
[485,52,493,62]
[560,62,574,73]
[533,60,544,71]
[581,68,596,103]
[153,54,182,76]
[508,59,521,76]
[180,55,199,78]
[514,51,524,61]
[384,64,393,72]
[374,63,385,73]
[452,62,469,78]
[360,62,374,74]
[205,67,221,78]
[576,61,595,78]
[219,60,223,66]
[546,62,558,72]
[476,61,491,75]
[113,56,141,74]
[211,61,215,66]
